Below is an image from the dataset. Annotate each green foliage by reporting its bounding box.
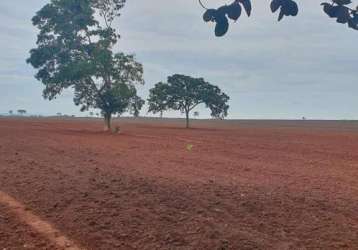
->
[17,110,27,115]
[271,0,298,21]
[201,0,358,36]
[147,82,170,116]
[27,0,144,130]
[148,74,229,128]
[322,1,358,29]
[129,95,145,117]
[72,52,144,115]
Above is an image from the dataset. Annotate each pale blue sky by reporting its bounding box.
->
[0,0,357,119]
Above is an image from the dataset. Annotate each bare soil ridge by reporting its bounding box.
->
[0,118,358,249]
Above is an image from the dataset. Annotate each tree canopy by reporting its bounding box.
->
[27,0,145,131]
[129,95,145,117]
[17,110,27,115]
[201,0,358,36]
[148,74,230,128]
[147,82,170,118]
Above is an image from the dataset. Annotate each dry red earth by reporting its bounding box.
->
[1,117,358,249]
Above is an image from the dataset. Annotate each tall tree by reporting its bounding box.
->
[27,0,144,131]
[200,0,358,36]
[148,74,229,128]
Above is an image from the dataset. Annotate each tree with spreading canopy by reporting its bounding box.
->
[148,74,229,128]
[27,0,145,131]
[17,110,27,116]
[200,0,358,36]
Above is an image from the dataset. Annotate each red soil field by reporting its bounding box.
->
[1,117,358,249]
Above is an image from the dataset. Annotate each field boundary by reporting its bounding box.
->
[0,191,84,250]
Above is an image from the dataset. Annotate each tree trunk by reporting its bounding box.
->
[104,113,112,132]
[160,111,163,118]
[185,109,190,128]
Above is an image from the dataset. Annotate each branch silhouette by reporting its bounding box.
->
[200,0,358,36]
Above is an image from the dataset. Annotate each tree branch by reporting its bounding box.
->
[198,0,209,10]
[189,101,202,111]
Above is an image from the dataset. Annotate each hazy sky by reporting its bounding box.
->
[0,0,357,119]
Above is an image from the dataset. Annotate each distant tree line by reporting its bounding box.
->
[6,110,27,116]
